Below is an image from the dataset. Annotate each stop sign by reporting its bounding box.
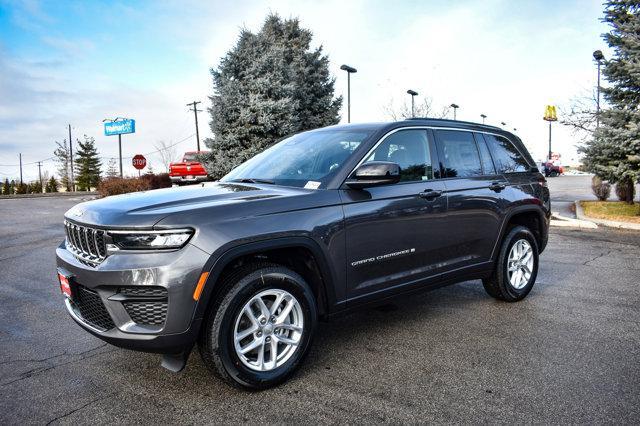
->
[132,154,146,170]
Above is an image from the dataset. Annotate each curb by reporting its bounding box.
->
[575,200,640,231]
[0,192,97,200]
[550,212,598,229]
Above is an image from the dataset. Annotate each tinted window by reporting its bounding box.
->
[475,134,496,174]
[484,134,529,173]
[364,130,433,182]
[437,130,482,178]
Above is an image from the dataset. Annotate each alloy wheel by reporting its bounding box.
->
[233,289,304,372]
[507,239,534,290]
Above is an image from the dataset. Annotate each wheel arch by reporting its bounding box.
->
[491,206,548,260]
[193,237,338,328]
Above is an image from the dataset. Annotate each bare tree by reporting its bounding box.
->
[560,89,598,143]
[383,97,449,121]
[154,140,180,173]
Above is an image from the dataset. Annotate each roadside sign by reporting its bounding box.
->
[543,105,557,121]
[104,119,136,136]
[132,154,146,170]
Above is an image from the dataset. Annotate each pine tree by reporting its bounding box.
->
[74,135,102,191]
[45,176,59,193]
[581,0,640,204]
[54,139,73,191]
[106,158,119,178]
[202,14,342,179]
[2,178,10,195]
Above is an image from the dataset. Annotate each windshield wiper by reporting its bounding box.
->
[229,178,275,185]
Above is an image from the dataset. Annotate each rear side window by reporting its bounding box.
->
[436,130,482,178]
[474,134,496,174]
[484,134,529,173]
[364,129,433,182]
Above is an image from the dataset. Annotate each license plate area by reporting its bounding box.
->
[57,268,73,299]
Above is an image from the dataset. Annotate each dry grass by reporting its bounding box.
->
[580,201,640,223]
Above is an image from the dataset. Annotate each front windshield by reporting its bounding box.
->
[221,129,372,188]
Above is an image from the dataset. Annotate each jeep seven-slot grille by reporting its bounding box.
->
[64,220,106,265]
[71,285,115,331]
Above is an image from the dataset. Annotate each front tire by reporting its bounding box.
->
[483,225,539,302]
[198,263,317,390]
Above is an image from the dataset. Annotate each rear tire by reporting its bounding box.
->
[198,263,317,390]
[483,225,539,302]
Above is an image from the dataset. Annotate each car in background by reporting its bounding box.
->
[169,151,210,185]
[542,161,563,177]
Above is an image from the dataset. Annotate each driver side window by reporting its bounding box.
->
[364,130,433,182]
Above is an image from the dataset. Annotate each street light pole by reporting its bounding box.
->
[340,65,357,123]
[593,50,604,129]
[480,114,487,124]
[450,103,459,120]
[406,90,418,117]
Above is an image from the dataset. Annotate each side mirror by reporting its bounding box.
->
[346,161,401,189]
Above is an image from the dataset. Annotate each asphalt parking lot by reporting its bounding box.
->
[1,194,639,424]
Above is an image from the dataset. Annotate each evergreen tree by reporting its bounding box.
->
[106,158,119,178]
[54,139,73,191]
[203,14,342,179]
[45,176,59,193]
[581,0,640,204]
[2,178,10,195]
[74,135,102,191]
[9,180,16,195]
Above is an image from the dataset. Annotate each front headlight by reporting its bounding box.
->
[109,229,194,250]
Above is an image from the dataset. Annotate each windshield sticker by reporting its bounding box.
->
[304,181,321,190]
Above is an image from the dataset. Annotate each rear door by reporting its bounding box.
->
[433,129,507,270]
[341,128,449,303]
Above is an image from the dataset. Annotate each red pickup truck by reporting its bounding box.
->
[169,151,210,185]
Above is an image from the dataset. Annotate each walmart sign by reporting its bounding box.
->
[104,119,136,136]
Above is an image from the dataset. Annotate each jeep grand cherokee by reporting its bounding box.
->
[56,118,550,389]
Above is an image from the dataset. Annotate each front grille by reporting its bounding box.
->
[64,221,107,265]
[72,285,115,331]
[123,301,168,326]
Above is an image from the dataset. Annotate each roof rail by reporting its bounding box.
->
[405,117,504,131]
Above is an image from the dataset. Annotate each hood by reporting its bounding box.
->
[64,182,310,228]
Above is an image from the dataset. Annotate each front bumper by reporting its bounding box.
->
[56,241,211,353]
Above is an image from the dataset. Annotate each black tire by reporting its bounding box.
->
[198,263,317,390]
[482,225,539,302]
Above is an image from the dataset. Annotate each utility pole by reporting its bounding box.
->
[68,124,75,191]
[187,101,203,151]
[19,153,23,185]
[37,161,43,193]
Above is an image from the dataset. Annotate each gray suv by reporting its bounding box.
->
[56,119,550,389]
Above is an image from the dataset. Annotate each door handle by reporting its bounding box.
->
[418,189,442,200]
[489,182,506,192]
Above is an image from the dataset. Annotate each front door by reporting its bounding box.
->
[340,128,449,304]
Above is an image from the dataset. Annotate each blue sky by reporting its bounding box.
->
[0,0,608,180]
